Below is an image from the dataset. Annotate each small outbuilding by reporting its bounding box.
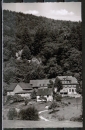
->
[36,88,53,102]
[7,82,32,98]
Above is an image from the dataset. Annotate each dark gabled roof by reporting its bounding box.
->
[7,83,17,91]
[7,82,32,92]
[18,82,32,90]
[30,76,78,87]
[15,90,33,94]
[37,88,52,96]
[57,76,78,84]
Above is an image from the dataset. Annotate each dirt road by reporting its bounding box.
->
[39,110,49,121]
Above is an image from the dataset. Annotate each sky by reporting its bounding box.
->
[2,2,81,21]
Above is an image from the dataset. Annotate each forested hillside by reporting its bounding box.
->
[3,10,82,92]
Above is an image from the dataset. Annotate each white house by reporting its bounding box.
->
[7,82,32,98]
[36,88,53,102]
[58,76,78,97]
[30,76,79,97]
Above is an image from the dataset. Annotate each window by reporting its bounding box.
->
[69,89,71,92]
[74,89,75,92]
[64,92,67,95]
[68,81,70,83]
[69,80,71,83]
[72,89,74,92]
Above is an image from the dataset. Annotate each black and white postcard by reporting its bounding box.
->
[2,2,82,128]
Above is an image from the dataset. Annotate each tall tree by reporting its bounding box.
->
[21,27,32,48]
[48,80,54,88]
[54,77,63,92]
[21,45,31,60]
[32,26,47,55]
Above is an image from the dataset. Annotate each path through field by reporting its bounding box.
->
[39,110,49,121]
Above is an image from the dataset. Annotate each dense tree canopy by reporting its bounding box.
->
[3,10,82,92]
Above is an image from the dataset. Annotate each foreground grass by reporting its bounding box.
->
[3,97,82,121]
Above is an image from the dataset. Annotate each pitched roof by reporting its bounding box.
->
[37,88,52,96]
[57,76,78,84]
[15,90,33,94]
[30,76,78,87]
[7,82,32,92]
[30,79,55,87]
[18,82,32,90]
[7,83,17,91]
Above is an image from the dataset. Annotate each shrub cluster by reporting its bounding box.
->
[68,102,71,104]
[24,98,28,105]
[55,94,62,102]
[70,115,83,122]
[7,108,17,120]
[19,106,39,120]
[7,95,24,103]
[49,109,59,114]
[48,101,59,110]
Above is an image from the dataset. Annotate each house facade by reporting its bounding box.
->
[7,76,78,98]
[15,90,33,98]
[58,76,78,97]
[30,79,55,90]
[30,76,79,97]
[7,82,32,98]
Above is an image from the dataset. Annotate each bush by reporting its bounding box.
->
[55,94,62,102]
[58,116,65,121]
[70,115,83,122]
[7,95,24,103]
[24,98,28,105]
[68,102,71,104]
[7,95,12,101]
[7,108,17,120]
[31,90,36,99]
[48,101,59,110]
[49,109,59,114]
[19,106,39,120]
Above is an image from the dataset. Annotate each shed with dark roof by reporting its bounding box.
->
[36,88,53,102]
[7,82,32,97]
